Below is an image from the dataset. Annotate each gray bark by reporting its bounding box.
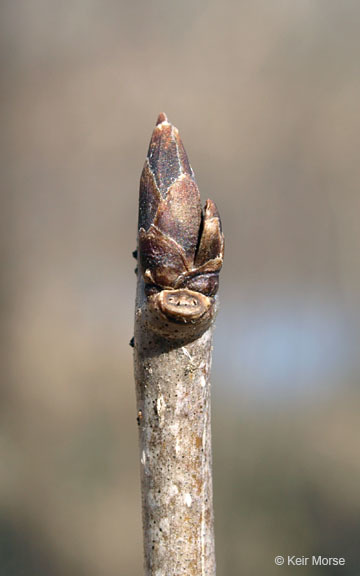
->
[134,275,217,576]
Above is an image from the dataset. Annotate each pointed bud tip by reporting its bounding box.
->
[204,198,219,219]
[156,112,169,126]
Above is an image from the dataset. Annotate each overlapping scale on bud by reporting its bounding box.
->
[138,113,224,297]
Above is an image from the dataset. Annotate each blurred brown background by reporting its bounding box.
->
[1,1,360,574]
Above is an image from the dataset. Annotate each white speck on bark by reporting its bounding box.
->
[156,395,166,426]
[184,493,193,507]
[169,484,179,497]
[181,346,193,361]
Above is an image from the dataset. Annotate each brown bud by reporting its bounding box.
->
[137,114,224,339]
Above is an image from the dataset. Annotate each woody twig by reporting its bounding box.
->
[133,113,224,576]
